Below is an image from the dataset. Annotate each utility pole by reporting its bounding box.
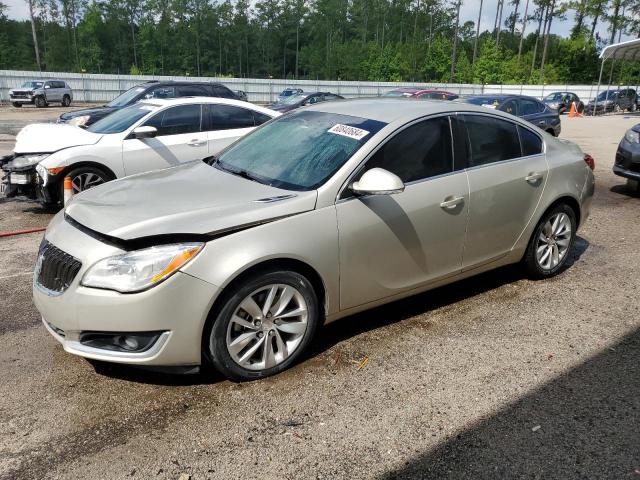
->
[472,0,484,65]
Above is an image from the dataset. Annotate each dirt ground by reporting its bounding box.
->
[0,114,639,480]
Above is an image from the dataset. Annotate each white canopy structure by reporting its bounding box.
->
[593,38,640,113]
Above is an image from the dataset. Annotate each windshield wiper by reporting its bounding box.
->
[213,159,264,184]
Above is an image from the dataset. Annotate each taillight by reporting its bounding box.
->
[584,153,595,170]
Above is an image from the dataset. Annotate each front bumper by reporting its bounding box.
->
[613,139,640,180]
[1,165,38,198]
[33,214,220,366]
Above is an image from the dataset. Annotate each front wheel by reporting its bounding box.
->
[522,204,577,279]
[35,96,47,108]
[205,270,320,381]
[65,166,111,195]
[11,102,22,108]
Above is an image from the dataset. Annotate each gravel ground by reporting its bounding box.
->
[0,115,638,480]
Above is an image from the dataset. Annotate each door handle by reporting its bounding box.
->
[440,195,464,209]
[188,139,206,147]
[525,172,544,183]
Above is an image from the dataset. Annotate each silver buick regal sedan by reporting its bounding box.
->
[33,99,595,381]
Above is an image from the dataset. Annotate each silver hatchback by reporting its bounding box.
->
[33,99,595,381]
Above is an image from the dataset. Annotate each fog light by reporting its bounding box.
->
[79,331,164,353]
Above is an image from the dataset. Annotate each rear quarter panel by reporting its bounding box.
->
[510,135,591,256]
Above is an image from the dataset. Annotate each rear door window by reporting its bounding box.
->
[462,114,521,167]
[210,104,256,130]
[178,85,209,97]
[143,104,202,136]
[518,126,543,156]
[365,116,454,183]
[501,100,518,116]
[518,98,543,116]
[145,86,176,100]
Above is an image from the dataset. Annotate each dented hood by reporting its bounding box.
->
[14,123,103,154]
[65,161,317,240]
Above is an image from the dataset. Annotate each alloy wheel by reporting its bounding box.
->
[226,284,309,371]
[71,172,106,193]
[535,212,572,271]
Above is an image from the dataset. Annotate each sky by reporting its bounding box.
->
[3,0,629,42]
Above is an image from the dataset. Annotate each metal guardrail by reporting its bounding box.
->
[1,70,638,105]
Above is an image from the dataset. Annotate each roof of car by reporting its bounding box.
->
[138,80,228,88]
[138,96,278,114]
[462,94,543,102]
[305,97,523,124]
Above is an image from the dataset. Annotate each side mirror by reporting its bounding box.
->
[350,168,405,196]
[132,126,158,139]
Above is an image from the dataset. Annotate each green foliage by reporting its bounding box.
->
[1,0,638,85]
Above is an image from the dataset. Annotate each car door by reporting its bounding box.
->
[207,104,259,153]
[121,104,206,176]
[43,81,59,102]
[336,115,469,310]
[460,114,547,269]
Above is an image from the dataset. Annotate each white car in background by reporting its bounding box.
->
[0,97,279,208]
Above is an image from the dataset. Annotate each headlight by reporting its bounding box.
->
[35,163,48,185]
[625,129,640,144]
[11,153,49,169]
[81,243,204,293]
[68,115,90,127]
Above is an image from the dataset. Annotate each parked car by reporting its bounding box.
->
[543,91,584,114]
[383,87,459,100]
[235,90,248,102]
[9,79,73,108]
[613,123,640,193]
[58,81,242,127]
[586,89,638,115]
[462,94,561,136]
[1,97,279,207]
[33,99,594,381]
[277,87,303,102]
[270,92,344,113]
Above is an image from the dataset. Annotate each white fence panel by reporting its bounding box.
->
[1,70,637,104]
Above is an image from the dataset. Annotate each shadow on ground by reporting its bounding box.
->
[380,326,640,479]
[92,238,589,386]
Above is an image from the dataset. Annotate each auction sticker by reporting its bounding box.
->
[328,124,370,140]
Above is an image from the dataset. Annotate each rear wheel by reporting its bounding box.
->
[61,95,71,107]
[205,270,320,381]
[11,102,22,108]
[35,96,47,108]
[522,204,577,279]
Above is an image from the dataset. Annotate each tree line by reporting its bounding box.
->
[1,0,639,85]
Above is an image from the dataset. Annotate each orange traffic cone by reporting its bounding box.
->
[568,101,582,118]
[63,176,73,205]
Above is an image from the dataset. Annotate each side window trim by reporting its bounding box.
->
[516,124,545,158]
[337,113,459,202]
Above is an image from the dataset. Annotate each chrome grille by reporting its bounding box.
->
[36,240,82,294]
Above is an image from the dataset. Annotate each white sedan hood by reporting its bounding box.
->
[14,123,103,154]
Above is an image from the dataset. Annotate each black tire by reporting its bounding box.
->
[61,95,71,107]
[626,178,640,195]
[204,270,320,381]
[35,96,47,108]
[64,165,113,195]
[11,102,22,108]
[522,203,577,280]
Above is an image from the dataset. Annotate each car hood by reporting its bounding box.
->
[64,161,318,241]
[10,88,35,93]
[270,103,296,112]
[59,106,116,121]
[14,123,103,154]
